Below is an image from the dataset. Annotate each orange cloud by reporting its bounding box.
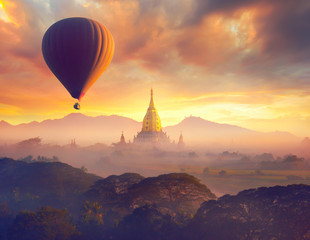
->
[0,0,309,138]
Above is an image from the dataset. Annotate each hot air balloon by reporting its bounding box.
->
[42,17,114,109]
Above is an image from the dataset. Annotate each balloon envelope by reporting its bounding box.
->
[42,17,114,101]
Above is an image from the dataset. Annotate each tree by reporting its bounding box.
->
[77,201,106,240]
[0,202,13,240]
[219,170,227,176]
[7,206,76,240]
[79,201,103,225]
[19,155,34,163]
[17,137,42,147]
[113,205,182,240]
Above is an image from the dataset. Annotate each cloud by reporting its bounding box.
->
[0,0,309,137]
[3,0,310,81]
[88,0,310,91]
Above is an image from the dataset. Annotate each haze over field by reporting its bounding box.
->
[1,132,310,197]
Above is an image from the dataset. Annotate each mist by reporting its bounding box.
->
[1,136,310,196]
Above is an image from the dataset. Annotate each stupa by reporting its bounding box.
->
[133,89,170,145]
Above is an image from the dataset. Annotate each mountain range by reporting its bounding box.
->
[0,113,300,147]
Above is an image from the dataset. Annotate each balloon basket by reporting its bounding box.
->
[74,102,80,110]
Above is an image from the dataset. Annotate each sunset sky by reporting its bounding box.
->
[0,0,310,137]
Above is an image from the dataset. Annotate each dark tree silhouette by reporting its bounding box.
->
[7,206,76,240]
[0,202,13,240]
[113,205,182,240]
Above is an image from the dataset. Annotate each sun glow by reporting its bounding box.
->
[0,0,15,24]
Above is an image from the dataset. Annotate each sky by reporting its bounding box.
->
[0,0,310,137]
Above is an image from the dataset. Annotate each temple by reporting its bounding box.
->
[112,131,127,148]
[133,89,170,145]
[178,132,185,148]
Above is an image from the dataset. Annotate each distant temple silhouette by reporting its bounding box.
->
[113,131,128,148]
[70,139,77,148]
[178,132,185,149]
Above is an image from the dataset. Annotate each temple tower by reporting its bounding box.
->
[134,89,170,145]
[142,89,162,132]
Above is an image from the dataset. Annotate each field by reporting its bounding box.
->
[194,168,310,196]
[124,160,310,197]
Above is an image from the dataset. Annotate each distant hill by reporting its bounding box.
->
[0,113,141,145]
[164,116,253,141]
[185,184,310,240]
[164,116,299,148]
[0,114,300,147]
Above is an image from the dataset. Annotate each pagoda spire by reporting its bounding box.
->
[178,131,185,148]
[141,88,162,132]
[120,131,125,144]
[149,88,155,108]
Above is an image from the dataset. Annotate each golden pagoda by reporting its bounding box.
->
[142,89,161,132]
[134,89,170,145]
